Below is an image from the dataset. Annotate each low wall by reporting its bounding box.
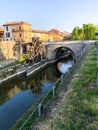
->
[0,41,15,59]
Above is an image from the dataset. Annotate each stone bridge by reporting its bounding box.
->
[43,40,92,62]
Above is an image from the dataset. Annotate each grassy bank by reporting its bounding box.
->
[51,46,98,130]
[33,45,98,130]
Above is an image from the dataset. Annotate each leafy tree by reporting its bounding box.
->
[95,25,98,40]
[88,24,96,40]
[72,23,98,40]
[83,24,89,40]
[83,23,96,40]
[72,27,80,40]
[78,28,84,40]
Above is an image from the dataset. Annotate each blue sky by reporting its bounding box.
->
[0,0,98,32]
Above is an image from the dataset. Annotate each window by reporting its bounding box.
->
[19,26,21,30]
[6,26,9,31]
[20,33,21,37]
[6,33,10,37]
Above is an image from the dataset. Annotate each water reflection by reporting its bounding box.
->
[0,63,61,130]
[57,60,74,74]
[0,59,73,130]
[0,63,61,105]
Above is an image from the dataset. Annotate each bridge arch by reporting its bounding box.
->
[44,41,88,62]
[51,46,77,62]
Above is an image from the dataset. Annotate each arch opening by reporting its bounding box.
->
[51,47,77,62]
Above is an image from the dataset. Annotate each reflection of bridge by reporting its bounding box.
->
[43,40,93,62]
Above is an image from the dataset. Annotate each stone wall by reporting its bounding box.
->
[0,41,15,59]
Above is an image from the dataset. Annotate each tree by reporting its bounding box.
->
[72,23,98,40]
[78,28,84,40]
[83,23,96,40]
[72,27,80,40]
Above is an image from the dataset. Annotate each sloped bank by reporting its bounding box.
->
[32,45,98,130]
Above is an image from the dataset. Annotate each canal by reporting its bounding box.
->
[0,59,73,130]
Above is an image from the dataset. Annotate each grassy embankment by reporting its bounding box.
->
[33,45,98,130]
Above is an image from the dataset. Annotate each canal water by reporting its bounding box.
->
[0,59,73,130]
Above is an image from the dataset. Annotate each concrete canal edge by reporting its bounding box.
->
[0,59,57,84]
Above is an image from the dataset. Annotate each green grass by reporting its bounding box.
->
[53,46,98,130]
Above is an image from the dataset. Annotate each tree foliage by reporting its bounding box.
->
[72,23,98,40]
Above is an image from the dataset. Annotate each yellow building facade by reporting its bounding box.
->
[32,29,64,42]
[3,21,32,43]
[32,30,49,41]
[3,21,70,43]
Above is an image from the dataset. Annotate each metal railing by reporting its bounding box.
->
[19,74,63,130]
